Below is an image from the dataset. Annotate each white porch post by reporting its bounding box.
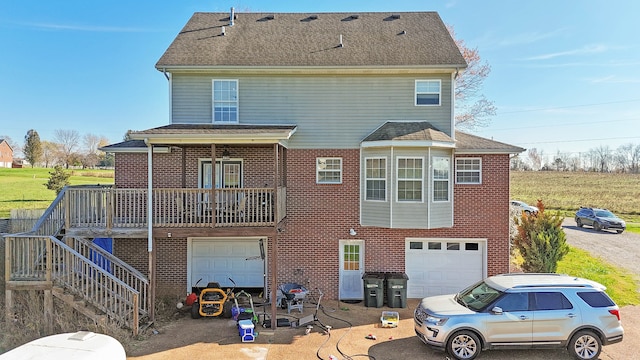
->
[146,141,155,321]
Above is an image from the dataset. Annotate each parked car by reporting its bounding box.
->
[414,273,623,360]
[510,200,538,214]
[575,207,626,234]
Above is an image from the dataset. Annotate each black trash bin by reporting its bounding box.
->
[385,273,409,308]
[362,272,385,308]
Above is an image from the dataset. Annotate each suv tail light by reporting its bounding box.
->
[609,309,621,321]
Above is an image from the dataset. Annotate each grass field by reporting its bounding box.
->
[0,167,114,218]
[511,170,640,232]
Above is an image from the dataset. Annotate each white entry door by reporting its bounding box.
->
[339,239,364,300]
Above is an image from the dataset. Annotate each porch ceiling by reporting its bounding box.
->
[130,124,297,145]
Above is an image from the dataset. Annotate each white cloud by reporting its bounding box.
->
[522,44,607,61]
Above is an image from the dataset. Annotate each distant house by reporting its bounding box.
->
[0,139,13,168]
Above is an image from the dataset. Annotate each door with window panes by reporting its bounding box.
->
[201,160,242,211]
[339,240,364,300]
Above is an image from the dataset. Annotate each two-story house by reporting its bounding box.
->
[0,139,13,168]
[4,10,524,331]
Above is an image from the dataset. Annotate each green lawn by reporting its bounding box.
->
[0,167,114,218]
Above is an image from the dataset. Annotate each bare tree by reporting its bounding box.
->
[41,141,59,168]
[615,143,632,173]
[527,148,543,170]
[592,145,613,173]
[448,26,497,130]
[54,129,81,168]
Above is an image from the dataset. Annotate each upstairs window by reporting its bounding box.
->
[317,157,342,184]
[415,80,441,106]
[432,157,450,202]
[456,158,482,184]
[212,79,238,123]
[365,157,387,201]
[397,157,423,202]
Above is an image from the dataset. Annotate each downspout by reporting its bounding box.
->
[145,139,155,321]
[390,146,394,228]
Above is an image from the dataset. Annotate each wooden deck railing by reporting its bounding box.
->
[5,235,142,335]
[65,186,286,229]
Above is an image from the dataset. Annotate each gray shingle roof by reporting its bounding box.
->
[156,12,467,68]
[455,132,525,154]
[363,121,453,142]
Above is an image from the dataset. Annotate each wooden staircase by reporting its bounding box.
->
[51,286,108,325]
[4,186,149,336]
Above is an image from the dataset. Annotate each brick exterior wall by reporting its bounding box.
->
[113,147,511,300]
[0,141,13,168]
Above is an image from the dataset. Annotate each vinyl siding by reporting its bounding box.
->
[171,73,453,148]
[360,146,453,229]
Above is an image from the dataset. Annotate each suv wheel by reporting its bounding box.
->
[568,330,601,360]
[593,222,602,231]
[576,218,583,227]
[447,330,480,360]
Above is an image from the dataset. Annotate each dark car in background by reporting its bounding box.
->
[575,207,626,234]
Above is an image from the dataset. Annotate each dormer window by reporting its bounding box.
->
[415,80,441,106]
[212,79,238,123]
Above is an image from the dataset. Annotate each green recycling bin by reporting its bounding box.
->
[385,273,408,308]
[362,272,385,308]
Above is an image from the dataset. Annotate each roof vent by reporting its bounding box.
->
[338,34,344,48]
[301,14,319,22]
[384,14,401,21]
[221,26,226,36]
[399,30,407,35]
[350,14,359,20]
[229,7,235,26]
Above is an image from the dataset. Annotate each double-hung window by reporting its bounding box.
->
[432,157,450,202]
[365,157,386,201]
[415,80,441,106]
[212,79,238,123]
[317,157,342,184]
[455,158,482,184]
[397,157,423,202]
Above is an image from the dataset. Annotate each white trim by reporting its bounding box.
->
[212,79,239,124]
[338,239,365,301]
[450,72,456,141]
[431,156,451,203]
[455,157,482,185]
[316,157,343,184]
[395,156,424,203]
[361,140,455,149]
[168,72,173,123]
[415,79,442,106]
[363,156,387,202]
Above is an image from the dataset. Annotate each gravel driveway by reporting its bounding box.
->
[562,217,640,274]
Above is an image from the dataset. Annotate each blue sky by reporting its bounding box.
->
[1,0,639,162]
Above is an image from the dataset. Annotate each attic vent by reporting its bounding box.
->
[301,15,319,22]
[258,15,275,22]
[384,14,401,21]
[350,14,359,19]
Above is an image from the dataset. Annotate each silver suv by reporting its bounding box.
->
[414,273,623,360]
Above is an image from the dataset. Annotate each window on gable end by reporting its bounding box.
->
[455,158,482,184]
[212,79,238,123]
[415,80,441,106]
[365,157,387,201]
[317,157,342,184]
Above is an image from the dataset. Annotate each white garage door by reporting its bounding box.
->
[406,238,486,298]
[188,238,265,291]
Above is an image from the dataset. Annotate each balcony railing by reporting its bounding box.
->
[65,186,286,229]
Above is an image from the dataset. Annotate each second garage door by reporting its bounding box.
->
[188,238,265,292]
[406,238,486,299]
